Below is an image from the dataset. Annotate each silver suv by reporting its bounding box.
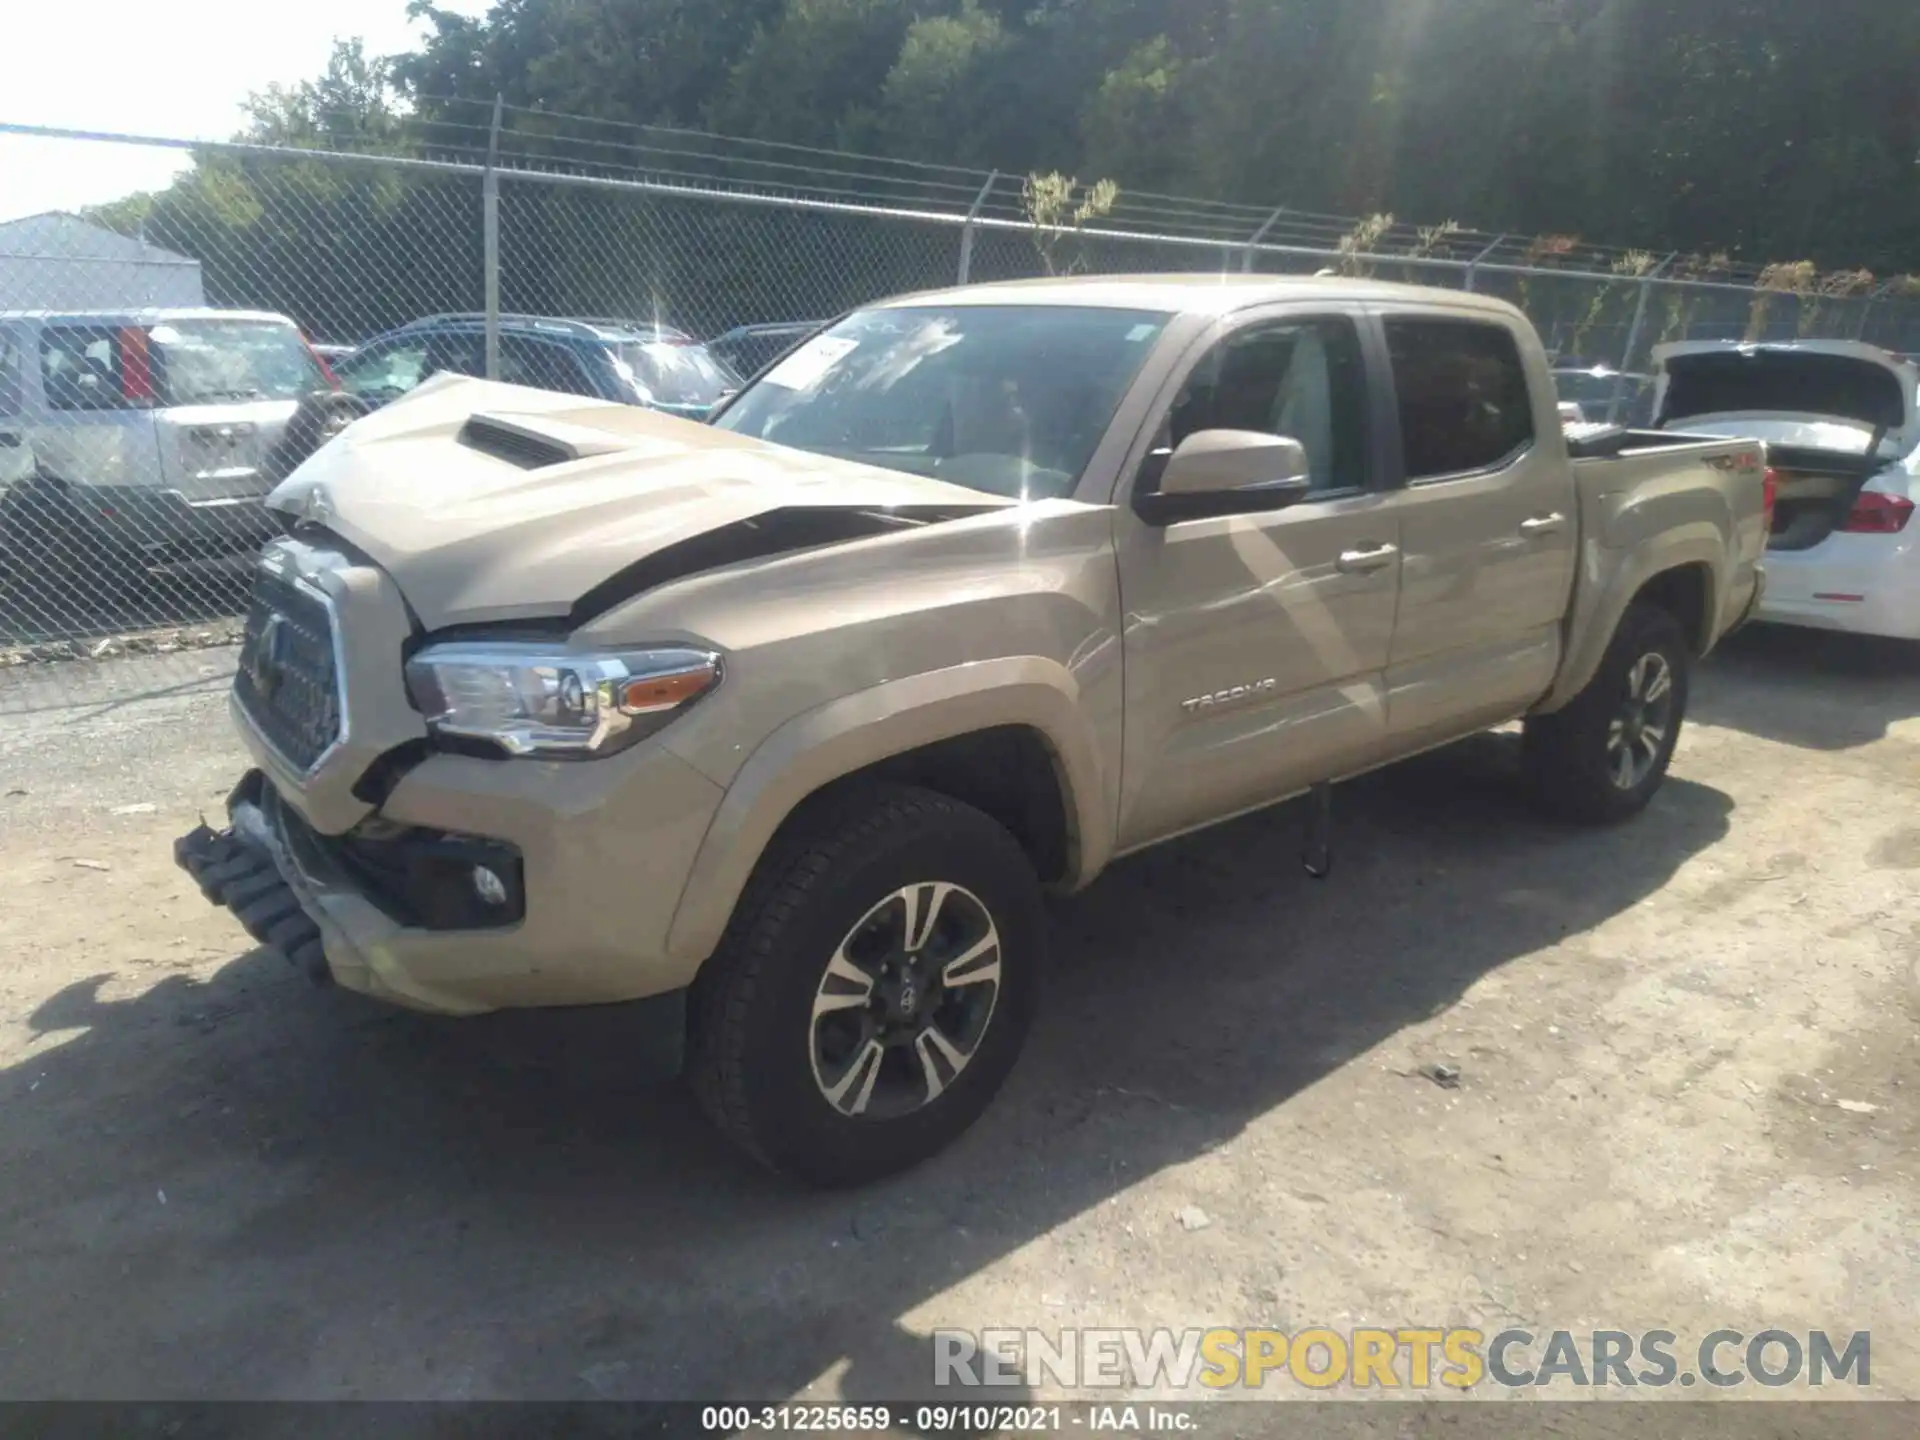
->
[0,308,354,595]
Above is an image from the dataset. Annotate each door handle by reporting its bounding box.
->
[1520,514,1567,537]
[1336,544,1399,574]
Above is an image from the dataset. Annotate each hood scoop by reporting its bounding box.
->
[457,411,635,469]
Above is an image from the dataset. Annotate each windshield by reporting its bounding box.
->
[712,305,1171,499]
[620,341,738,407]
[150,319,325,406]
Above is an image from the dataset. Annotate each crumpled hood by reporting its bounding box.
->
[269,374,1011,631]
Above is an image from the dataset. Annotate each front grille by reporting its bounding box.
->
[234,566,342,771]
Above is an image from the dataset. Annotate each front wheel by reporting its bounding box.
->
[1523,601,1691,825]
[688,784,1045,1187]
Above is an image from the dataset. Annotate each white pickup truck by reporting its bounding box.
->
[178,276,1769,1185]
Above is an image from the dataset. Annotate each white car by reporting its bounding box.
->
[1654,340,1918,641]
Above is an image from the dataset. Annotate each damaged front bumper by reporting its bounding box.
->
[174,772,332,986]
[175,771,691,1070]
[173,770,527,1013]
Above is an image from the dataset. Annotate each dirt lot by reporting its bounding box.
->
[1,628,1917,1405]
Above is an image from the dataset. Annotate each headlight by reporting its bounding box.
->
[404,642,721,758]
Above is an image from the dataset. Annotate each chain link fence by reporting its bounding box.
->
[5,123,1920,695]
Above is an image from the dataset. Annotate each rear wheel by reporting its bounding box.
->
[1524,601,1691,824]
[688,784,1045,1187]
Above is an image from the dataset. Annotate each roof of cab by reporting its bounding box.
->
[0,307,297,326]
[877,272,1525,320]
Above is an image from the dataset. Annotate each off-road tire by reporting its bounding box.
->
[1524,601,1691,825]
[688,783,1045,1187]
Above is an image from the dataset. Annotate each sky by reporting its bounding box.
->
[0,0,491,223]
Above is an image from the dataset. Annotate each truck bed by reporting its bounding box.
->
[1565,428,1770,653]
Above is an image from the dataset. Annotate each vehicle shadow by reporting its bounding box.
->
[1693,623,1920,751]
[0,734,1733,1402]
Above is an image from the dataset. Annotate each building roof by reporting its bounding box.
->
[0,212,198,267]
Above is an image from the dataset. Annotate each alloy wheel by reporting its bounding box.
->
[1606,651,1675,790]
[809,881,1003,1120]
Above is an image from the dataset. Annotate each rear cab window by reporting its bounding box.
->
[1385,318,1536,480]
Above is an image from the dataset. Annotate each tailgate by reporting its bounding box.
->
[154,399,303,501]
[145,316,328,500]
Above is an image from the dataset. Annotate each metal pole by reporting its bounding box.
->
[1241,206,1287,274]
[1462,235,1505,293]
[483,94,503,381]
[1852,281,1893,342]
[956,170,998,285]
[1608,253,1678,425]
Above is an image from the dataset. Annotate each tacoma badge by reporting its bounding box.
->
[1182,678,1278,715]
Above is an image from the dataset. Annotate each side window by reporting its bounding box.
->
[40,327,126,412]
[0,330,23,416]
[1384,319,1535,481]
[430,333,487,380]
[1162,317,1368,494]
[499,338,596,396]
[336,338,430,401]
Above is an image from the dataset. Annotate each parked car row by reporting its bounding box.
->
[4,296,1914,650]
[0,306,823,598]
[329,313,745,420]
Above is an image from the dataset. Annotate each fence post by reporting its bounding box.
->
[1853,281,1892,342]
[1462,235,1505,293]
[1608,252,1678,425]
[483,94,503,381]
[956,170,999,285]
[1240,206,1287,274]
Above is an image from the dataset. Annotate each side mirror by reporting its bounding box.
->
[1135,429,1314,525]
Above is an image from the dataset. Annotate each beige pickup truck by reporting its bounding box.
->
[176,276,1768,1185]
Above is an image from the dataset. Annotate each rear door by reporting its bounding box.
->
[1375,311,1577,742]
[0,326,32,484]
[30,323,164,493]
[1113,306,1402,850]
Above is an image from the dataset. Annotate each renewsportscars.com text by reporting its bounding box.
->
[933,1327,1871,1391]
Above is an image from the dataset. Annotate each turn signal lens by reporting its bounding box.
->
[618,667,718,714]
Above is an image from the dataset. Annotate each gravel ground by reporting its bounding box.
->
[1,628,1916,1407]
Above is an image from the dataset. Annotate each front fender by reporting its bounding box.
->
[664,656,1111,971]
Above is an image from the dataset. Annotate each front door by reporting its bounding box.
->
[1113,310,1402,851]
[1375,312,1578,742]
